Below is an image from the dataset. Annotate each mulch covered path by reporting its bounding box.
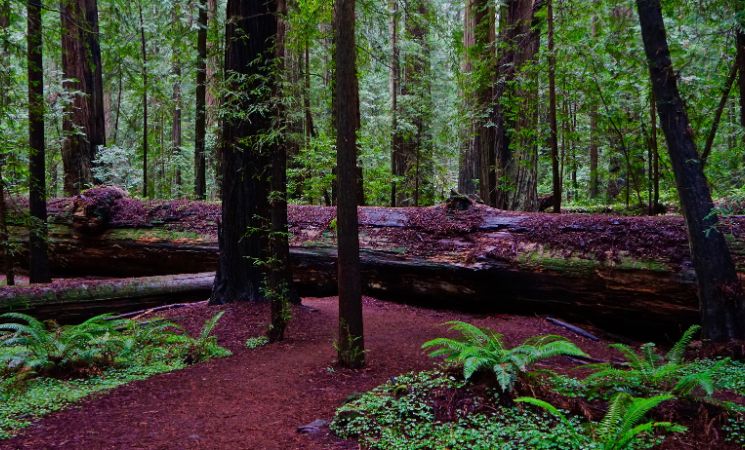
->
[2,297,616,450]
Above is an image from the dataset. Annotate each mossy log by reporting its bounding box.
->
[0,273,214,322]
[6,187,745,334]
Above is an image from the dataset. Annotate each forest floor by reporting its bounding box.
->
[0,296,618,450]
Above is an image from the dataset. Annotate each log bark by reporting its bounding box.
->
[0,273,213,323]
[8,190,745,335]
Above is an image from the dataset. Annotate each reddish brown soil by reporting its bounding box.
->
[2,297,616,450]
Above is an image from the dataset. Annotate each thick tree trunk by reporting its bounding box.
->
[194,0,208,200]
[636,0,745,341]
[59,0,106,196]
[457,0,481,196]
[267,0,294,342]
[492,0,542,211]
[27,0,51,284]
[212,0,276,304]
[334,0,365,368]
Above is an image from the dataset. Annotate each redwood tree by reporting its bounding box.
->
[27,0,51,284]
[59,0,105,195]
[194,0,207,200]
[210,0,276,304]
[636,0,745,341]
[334,0,365,368]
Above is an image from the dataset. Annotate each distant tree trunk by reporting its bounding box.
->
[268,0,295,342]
[27,0,51,284]
[389,0,402,206]
[637,0,745,341]
[0,164,12,286]
[547,0,560,213]
[194,0,207,200]
[588,17,599,200]
[138,0,149,198]
[0,0,12,285]
[402,0,430,207]
[171,2,183,196]
[207,0,221,197]
[303,41,315,142]
[59,0,106,195]
[652,91,659,212]
[493,0,542,211]
[701,60,737,168]
[210,0,275,304]
[334,0,364,368]
[738,30,744,131]
[457,0,481,196]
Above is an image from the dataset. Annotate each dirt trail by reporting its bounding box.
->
[2,297,612,450]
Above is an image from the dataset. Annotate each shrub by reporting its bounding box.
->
[585,325,725,398]
[0,313,131,377]
[422,321,587,392]
[517,393,686,450]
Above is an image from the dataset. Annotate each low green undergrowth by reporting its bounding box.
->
[332,321,745,449]
[0,312,231,438]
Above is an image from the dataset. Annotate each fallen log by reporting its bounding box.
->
[0,273,213,322]
[6,187,745,335]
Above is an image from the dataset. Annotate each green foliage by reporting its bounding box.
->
[422,321,587,391]
[331,370,587,450]
[585,325,723,398]
[0,313,132,376]
[245,336,270,349]
[517,393,686,450]
[184,312,231,363]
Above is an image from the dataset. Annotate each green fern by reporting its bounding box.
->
[184,312,232,363]
[585,325,721,399]
[422,321,588,392]
[517,393,686,449]
[0,313,131,375]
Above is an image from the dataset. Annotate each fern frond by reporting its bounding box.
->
[665,325,700,364]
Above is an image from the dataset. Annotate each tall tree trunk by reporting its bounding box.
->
[547,0,560,213]
[389,0,402,206]
[207,0,221,198]
[303,41,315,141]
[636,0,745,341]
[738,30,744,132]
[493,0,542,211]
[701,60,737,167]
[0,0,13,285]
[268,0,295,342]
[27,0,51,284]
[402,0,430,207]
[59,0,106,195]
[210,0,275,304]
[138,0,149,198]
[588,17,599,200]
[334,0,364,368]
[171,1,183,196]
[194,0,207,200]
[457,0,481,196]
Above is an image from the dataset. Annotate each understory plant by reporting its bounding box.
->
[585,325,725,398]
[516,393,686,449]
[0,313,131,377]
[422,321,588,392]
